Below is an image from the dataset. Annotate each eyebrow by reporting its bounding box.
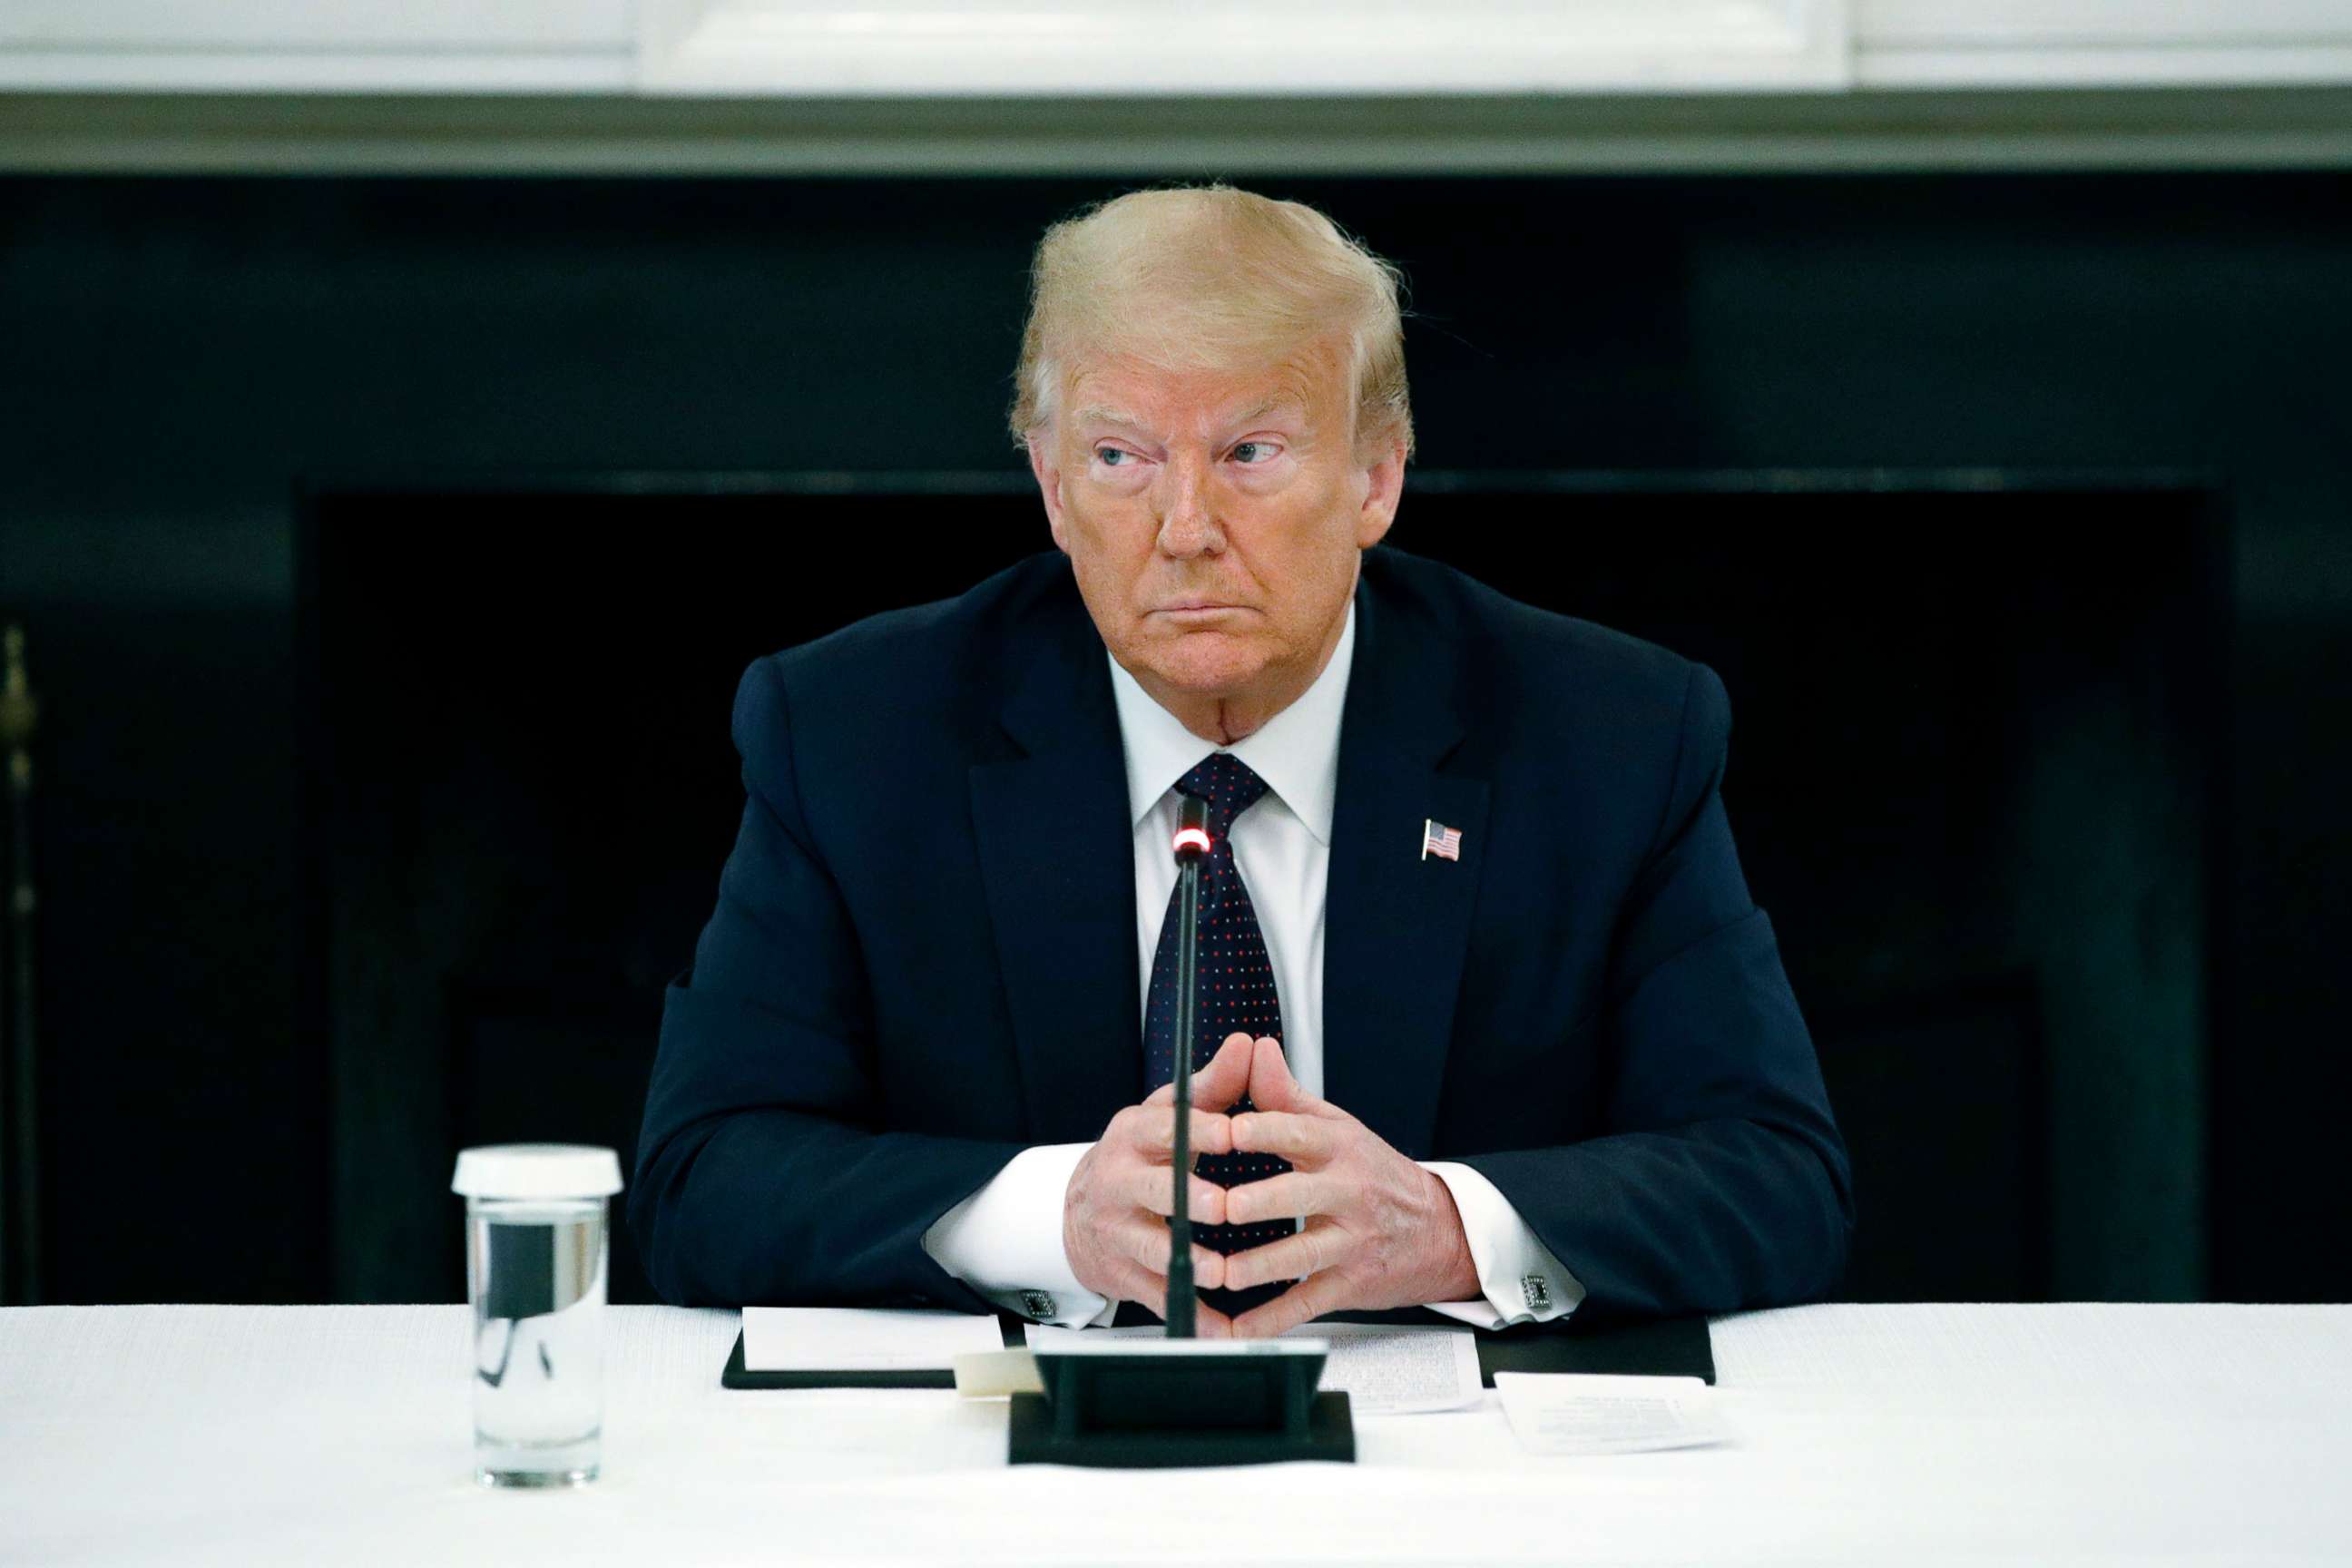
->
[1072,405,1149,434]
[1072,396,1305,436]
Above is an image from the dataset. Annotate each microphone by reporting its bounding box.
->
[1004,789,1349,1465]
[1166,794,1211,1338]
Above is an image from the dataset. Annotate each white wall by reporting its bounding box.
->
[6,0,2351,94]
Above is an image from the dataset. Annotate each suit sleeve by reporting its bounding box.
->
[629,657,1027,1309]
[1459,662,1856,1322]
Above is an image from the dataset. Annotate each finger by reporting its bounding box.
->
[1125,1166,1230,1226]
[1106,1216,1230,1290]
[1100,1257,1169,1322]
[1139,1031,1254,1106]
[1105,1259,1235,1338]
[1142,1033,1256,1112]
[1129,1107,1235,1161]
[1190,1033,1258,1114]
[1219,1223,1348,1293]
[1221,1170,1347,1228]
[1243,1034,1319,1115]
[1229,1110,1338,1165]
[1230,1269,1354,1340]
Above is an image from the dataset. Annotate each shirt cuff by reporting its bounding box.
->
[1418,1161,1585,1330]
[918,1142,1119,1328]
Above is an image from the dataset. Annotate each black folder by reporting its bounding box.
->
[720,1310,1711,1390]
[1462,1314,1715,1387]
[1308,1307,1715,1387]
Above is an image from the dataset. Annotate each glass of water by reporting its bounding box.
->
[450,1144,623,1487]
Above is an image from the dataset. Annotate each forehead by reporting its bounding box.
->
[1061,344,1343,433]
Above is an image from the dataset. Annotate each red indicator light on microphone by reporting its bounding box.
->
[1172,826,1212,856]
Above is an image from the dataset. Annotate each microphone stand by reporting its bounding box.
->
[1165,795,1210,1338]
[1003,791,1352,1466]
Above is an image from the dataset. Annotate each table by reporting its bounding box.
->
[5,1303,2348,1564]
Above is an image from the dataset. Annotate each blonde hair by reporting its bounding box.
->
[1009,184,1413,460]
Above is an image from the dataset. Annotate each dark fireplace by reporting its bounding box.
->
[303,470,2222,1307]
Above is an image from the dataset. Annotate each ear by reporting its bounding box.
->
[1026,430,1070,554]
[1354,433,1406,549]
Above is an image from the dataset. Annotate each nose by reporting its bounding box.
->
[1152,448,1224,559]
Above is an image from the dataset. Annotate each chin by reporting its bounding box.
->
[1137,632,1268,697]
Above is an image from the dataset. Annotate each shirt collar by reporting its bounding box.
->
[1106,600,1354,847]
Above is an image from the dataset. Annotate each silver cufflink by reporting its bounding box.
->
[1522,1275,1552,1312]
[1021,1290,1057,1320]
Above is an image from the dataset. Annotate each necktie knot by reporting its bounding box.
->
[1176,752,1271,838]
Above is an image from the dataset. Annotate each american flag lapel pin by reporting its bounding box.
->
[1421,818,1464,862]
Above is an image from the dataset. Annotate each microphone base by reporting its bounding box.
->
[1007,1340,1354,1467]
[1007,1387,1354,1468]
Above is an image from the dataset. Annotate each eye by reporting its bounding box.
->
[1230,440,1279,464]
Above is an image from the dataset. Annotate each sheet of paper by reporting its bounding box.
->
[1493,1372,1730,1455]
[951,1348,1046,1397]
[1024,1321,1483,1416]
[740,1307,1004,1372]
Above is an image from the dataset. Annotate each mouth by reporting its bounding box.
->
[1152,600,1249,618]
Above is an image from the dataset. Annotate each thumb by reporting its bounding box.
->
[1246,1034,1311,1112]
[1189,1032,1258,1114]
[1147,1034,1260,1109]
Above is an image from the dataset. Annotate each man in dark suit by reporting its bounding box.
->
[632,185,1851,1336]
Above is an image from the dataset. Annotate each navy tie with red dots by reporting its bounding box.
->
[1142,751,1294,1319]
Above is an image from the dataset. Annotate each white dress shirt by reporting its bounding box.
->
[922,601,1583,1329]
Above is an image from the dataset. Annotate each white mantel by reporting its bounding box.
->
[637,0,1851,96]
[4,0,2352,172]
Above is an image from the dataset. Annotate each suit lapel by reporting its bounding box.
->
[1323,567,1489,1160]
[969,577,1143,1143]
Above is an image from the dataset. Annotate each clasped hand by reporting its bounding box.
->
[1063,1032,1478,1338]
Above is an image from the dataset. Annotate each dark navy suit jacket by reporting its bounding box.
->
[632,546,1853,1323]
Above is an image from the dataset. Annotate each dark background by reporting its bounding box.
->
[0,172,2345,1308]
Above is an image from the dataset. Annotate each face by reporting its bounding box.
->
[1026,338,1405,726]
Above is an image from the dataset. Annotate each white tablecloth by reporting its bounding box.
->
[4,1302,2348,1565]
